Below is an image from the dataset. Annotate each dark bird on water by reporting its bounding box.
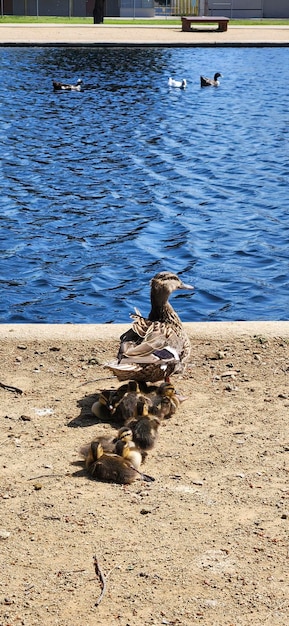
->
[53,79,83,92]
[200,73,222,87]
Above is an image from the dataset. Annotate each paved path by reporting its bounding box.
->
[1,322,289,341]
[0,23,289,46]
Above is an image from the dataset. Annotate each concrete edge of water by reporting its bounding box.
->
[1,322,289,343]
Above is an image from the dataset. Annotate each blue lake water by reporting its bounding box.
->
[0,46,289,323]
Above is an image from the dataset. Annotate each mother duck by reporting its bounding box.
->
[105,271,194,383]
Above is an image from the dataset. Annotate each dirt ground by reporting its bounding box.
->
[1,328,289,626]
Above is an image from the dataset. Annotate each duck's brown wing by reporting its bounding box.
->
[106,316,190,382]
[119,324,183,364]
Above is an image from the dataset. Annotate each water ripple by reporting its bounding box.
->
[0,46,289,322]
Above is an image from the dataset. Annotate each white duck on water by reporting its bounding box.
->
[168,77,187,89]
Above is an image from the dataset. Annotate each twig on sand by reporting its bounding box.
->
[0,381,23,395]
[93,556,107,606]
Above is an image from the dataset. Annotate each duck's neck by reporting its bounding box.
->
[149,289,182,327]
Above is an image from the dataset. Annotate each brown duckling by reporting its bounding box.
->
[115,439,142,471]
[80,426,133,462]
[112,380,153,424]
[200,72,222,87]
[115,440,155,482]
[109,382,130,405]
[152,381,182,419]
[126,402,161,453]
[91,390,114,421]
[86,442,139,484]
[105,271,194,383]
[90,383,136,421]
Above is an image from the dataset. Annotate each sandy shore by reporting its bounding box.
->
[0,23,289,46]
[1,321,289,625]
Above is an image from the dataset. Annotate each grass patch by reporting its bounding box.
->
[0,16,289,26]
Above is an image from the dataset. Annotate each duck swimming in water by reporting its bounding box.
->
[53,79,83,92]
[105,271,194,383]
[168,77,187,89]
[200,73,222,87]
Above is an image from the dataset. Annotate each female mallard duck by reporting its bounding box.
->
[105,271,194,383]
[168,77,187,89]
[53,79,83,92]
[200,73,222,87]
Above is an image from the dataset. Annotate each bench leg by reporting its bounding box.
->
[181,21,191,32]
[218,22,228,32]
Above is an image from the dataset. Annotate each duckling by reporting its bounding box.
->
[109,382,131,406]
[105,271,194,383]
[156,391,186,420]
[168,77,187,89]
[53,78,83,91]
[126,401,161,453]
[153,381,181,419]
[80,426,133,461]
[200,73,222,87]
[85,442,138,484]
[115,439,142,471]
[91,390,114,421]
[115,439,155,481]
[112,380,153,424]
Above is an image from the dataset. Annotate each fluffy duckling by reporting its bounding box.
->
[105,271,194,383]
[168,77,187,89]
[53,78,83,91]
[91,390,114,421]
[112,380,153,424]
[126,401,161,453]
[153,381,181,419]
[115,439,142,471]
[85,442,138,484]
[80,426,133,461]
[200,73,222,87]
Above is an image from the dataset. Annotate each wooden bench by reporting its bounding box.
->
[181,16,229,33]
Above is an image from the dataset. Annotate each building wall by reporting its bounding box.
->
[207,0,289,17]
[120,0,154,17]
[263,0,289,17]
[207,1,263,18]
[10,0,289,17]
[13,0,87,16]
